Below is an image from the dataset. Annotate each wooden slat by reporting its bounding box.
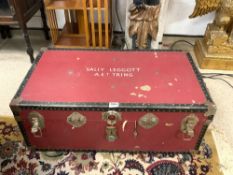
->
[97,0,102,47]
[51,10,58,42]
[76,10,85,34]
[47,10,56,44]
[50,10,58,42]
[64,10,70,22]
[90,0,96,47]
[64,10,72,33]
[49,10,56,43]
[82,0,90,47]
[104,0,109,47]
[70,10,76,33]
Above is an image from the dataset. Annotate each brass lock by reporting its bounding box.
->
[138,113,159,129]
[28,111,45,137]
[102,110,122,125]
[102,111,121,142]
[181,114,199,138]
[67,112,87,129]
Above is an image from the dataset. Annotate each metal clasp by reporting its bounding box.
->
[67,112,87,129]
[138,113,159,129]
[181,114,199,138]
[28,111,45,137]
[102,111,121,142]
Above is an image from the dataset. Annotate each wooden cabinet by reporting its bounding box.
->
[44,0,112,48]
[0,0,49,62]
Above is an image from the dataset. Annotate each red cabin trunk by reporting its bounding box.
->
[10,49,216,152]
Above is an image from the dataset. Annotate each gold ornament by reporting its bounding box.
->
[128,4,161,49]
[190,0,233,70]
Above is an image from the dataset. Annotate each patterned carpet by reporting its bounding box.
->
[0,116,222,175]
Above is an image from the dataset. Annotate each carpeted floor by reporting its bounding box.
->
[0,116,222,175]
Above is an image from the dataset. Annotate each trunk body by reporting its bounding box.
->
[10,49,215,152]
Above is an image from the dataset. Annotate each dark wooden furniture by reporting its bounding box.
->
[0,0,49,63]
[0,25,11,39]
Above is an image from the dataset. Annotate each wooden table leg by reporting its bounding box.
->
[20,23,34,63]
[40,0,49,40]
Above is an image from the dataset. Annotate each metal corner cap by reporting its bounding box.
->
[40,47,48,52]
[10,97,23,106]
[204,100,217,117]
[10,97,23,113]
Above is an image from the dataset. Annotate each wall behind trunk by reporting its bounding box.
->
[164,0,215,35]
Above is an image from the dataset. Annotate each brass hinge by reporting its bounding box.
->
[204,101,217,117]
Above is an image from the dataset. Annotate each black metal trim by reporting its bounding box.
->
[186,53,212,102]
[195,125,209,150]
[17,121,31,146]
[9,105,31,146]
[35,148,192,154]
[18,101,207,112]
[194,115,214,150]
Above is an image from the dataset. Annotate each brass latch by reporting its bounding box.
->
[181,114,199,138]
[102,111,121,142]
[138,113,159,129]
[28,111,45,137]
[67,112,87,129]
